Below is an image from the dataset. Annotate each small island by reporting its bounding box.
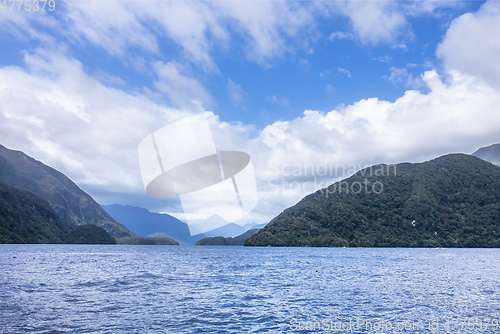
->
[195,229,260,246]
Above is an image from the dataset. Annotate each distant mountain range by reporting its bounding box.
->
[0,144,261,244]
[102,204,263,244]
[473,143,500,166]
[0,145,135,239]
[101,204,197,244]
[4,142,498,247]
[0,145,181,244]
[246,154,500,247]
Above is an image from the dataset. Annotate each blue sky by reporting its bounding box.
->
[1,0,499,227]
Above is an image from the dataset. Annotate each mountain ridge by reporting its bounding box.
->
[245,154,500,247]
[473,143,500,166]
[0,145,136,239]
[102,204,261,244]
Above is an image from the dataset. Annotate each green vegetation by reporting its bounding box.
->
[245,154,500,247]
[0,145,136,239]
[195,229,260,245]
[65,224,116,244]
[0,182,121,244]
[0,182,71,243]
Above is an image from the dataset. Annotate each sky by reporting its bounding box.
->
[1,0,499,228]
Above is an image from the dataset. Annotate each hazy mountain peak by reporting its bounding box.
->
[473,143,500,166]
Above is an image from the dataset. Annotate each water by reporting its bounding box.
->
[1,245,499,333]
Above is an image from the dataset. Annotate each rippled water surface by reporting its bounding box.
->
[1,245,499,333]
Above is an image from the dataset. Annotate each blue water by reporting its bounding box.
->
[1,245,499,333]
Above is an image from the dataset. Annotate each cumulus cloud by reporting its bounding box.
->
[1,52,500,227]
[0,49,186,201]
[246,70,500,221]
[1,1,500,228]
[437,0,500,88]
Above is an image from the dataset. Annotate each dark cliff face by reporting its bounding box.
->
[246,154,500,247]
[0,145,136,239]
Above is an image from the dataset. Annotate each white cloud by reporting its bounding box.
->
[2,49,500,227]
[1,1,500,229]
[384,67,424,88]
[0,49,186,200]
[437,0,500,88]
[331,0,409,45]
[326,1,460,47]
[93,70,126,87]
[3,0,467,73]
[213,0,316,65]
[337,67,351,78]
[57,0,318,69]
[227,79,245,106]
[153,61,212,110]
[62,0,158,57]
[0,8,57,44]
[329,31,353,41]
[246,70,500,221]
[144,1,225,71]
[267,95,289,106]
[373,56,392,64]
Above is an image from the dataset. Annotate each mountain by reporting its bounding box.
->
[245,154,500,248]
[195,229,260,246]
[65,224,116,244]
[102,204,188,236]
[102,204,198,244]
[0,145,136,238]
[198,219,248,237]
[102,204,258,244]
[0,145,136,239]
[187,214,245,236]
[188,215,265,237]
[0,182,71,243]
[245,222,267,230]
[473,143,500,166]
